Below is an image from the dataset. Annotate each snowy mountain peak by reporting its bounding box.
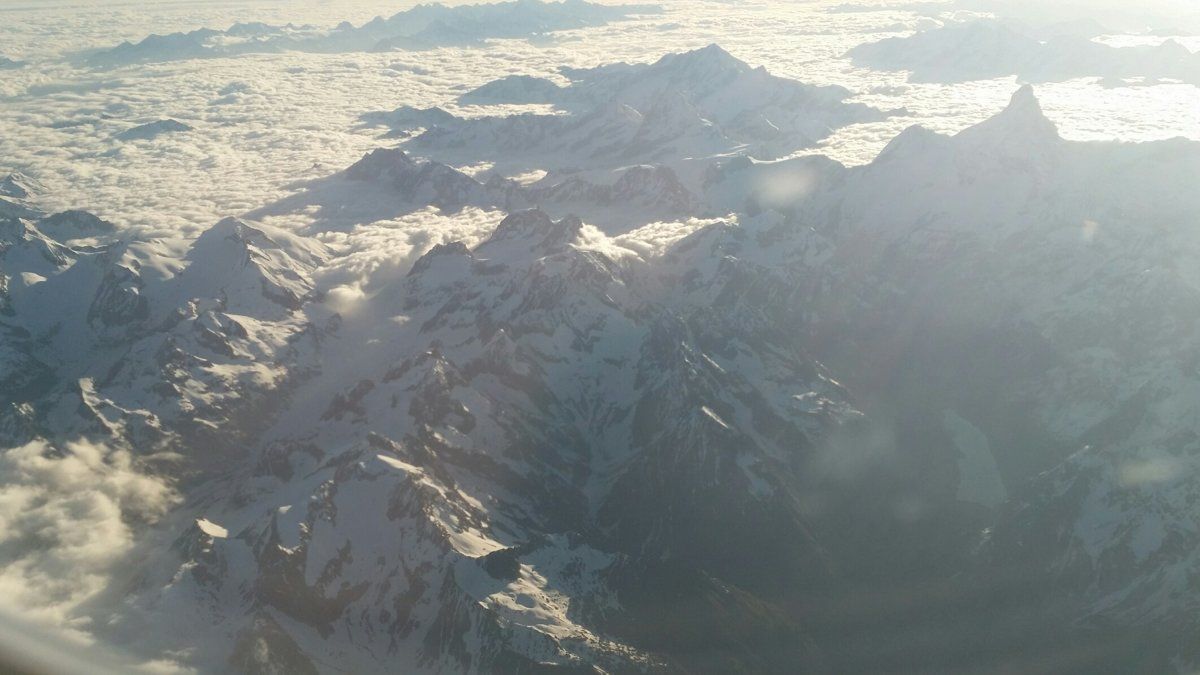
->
[873,85,1059,165]
[1154,38,1192,57]
[0,172,41,200]
[652,42,748,81]
[1006,84,1049,120]
[681,43,742,67]
[407,241,473,278]
[479,209,583,254]
[457,74,563,105]
[37,210,118,242]
[0,216,36,242]
[957,85,1060,146]
[176,217,331,315]
[196,216,278,254]
[205,216,330,267]
[0,172,46,220]
[874,123,953,163]
[115,119,193,142]
[344,147,419,181]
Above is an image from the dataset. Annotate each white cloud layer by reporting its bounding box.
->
[3,0,1200,237]
[0,439,178,643]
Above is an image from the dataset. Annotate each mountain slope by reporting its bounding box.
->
[6,83,1200,674]
[371,45,895,175]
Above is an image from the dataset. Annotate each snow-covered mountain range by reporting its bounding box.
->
[849,18,1200,87]
[84,0,661,68]
[368,44,897,174]
[4,44,1200,674]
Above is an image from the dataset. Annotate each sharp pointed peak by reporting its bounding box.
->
[696,43,733,56]
[0,172,42,200]
[491,208,556,237]
[482,209,583,252]
[956,84,1060,145]
[690,43,739,61]
[654,43,748,74]
[192,217,275,255]
[407,240,473,277]
[197,217,296,255]
[1000,84,1058,134]
[211,215,254,234]
[1007,84,1040,110]
[345,147,422,181]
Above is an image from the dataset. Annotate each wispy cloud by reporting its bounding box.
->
[0,439,177,643]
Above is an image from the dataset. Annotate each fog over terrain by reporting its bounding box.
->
[3,0,1200,673]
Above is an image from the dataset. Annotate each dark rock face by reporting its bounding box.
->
[88,264,148,327]
[481,547,521,581]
